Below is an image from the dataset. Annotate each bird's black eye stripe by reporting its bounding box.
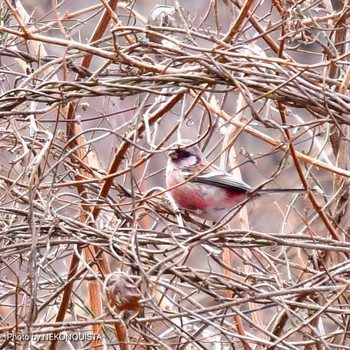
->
[181,151,192,158]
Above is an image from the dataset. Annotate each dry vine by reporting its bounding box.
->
[0,0,350,349]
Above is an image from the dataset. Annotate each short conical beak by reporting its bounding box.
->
[168,150,178,160]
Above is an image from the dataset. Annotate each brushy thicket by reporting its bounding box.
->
[0,0,350,349]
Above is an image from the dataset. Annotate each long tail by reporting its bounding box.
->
[260,187,319,193]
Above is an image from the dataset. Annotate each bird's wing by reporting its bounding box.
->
[183,171,252,193]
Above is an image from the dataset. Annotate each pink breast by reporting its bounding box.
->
[170,185,209,211]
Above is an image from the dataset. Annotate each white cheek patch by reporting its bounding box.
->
[179,155,198,167]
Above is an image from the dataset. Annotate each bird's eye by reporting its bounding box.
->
[181,151,192,158]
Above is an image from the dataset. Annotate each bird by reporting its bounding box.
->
[166,140,313,222]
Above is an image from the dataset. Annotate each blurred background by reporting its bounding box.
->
[0,0,349,349]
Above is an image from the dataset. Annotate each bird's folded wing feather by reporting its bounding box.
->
[183,171,252,193]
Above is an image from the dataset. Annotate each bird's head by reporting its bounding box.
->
[167,140,205,170]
